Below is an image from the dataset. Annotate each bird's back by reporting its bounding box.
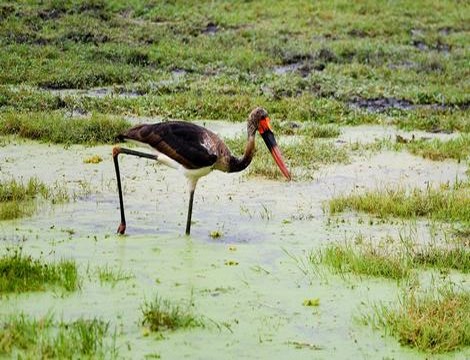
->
[119,121,222,170]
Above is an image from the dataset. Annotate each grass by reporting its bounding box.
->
[359,134,470,162]
[273,121,341,137]
[311,242,411,280]
[0,177,69,220]
[453,227,470,247]
[0,1,468,133]
[96,265,134,287]
[310,233,469,280]
[141,295,205,333]
[412,246,469,273]
[404,134,470,162]
[0,248,79,293]
[225,135,349,180]
[363,286,470,353]
[0,313,115,359]
[0,111,130,145]
[328,181,470,224]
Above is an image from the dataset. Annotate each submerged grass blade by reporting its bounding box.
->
[96,265,134,287]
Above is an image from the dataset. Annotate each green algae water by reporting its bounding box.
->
[1,125,468,359]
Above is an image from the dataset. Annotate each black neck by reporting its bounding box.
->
[228,135,255,173]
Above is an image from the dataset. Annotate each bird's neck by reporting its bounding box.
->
[228,135,255,173]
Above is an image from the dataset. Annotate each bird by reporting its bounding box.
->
[112,107,291,235]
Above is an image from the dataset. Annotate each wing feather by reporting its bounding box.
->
[120,121,219,169]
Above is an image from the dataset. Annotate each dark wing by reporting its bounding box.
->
[120,121,219,169]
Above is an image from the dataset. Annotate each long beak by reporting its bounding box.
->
[260,129,291,180]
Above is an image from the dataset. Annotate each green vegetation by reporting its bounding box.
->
[453,227,470,247]
[96,265,134,287]
[404,134,470,162]
[413,246,469,273]
[328,181,470,224]
[363,286,470,353]
[141,295,204,333]
[0,177,69,220]
[310,236,469,280]
[0,1,467,133]
[273,121,341,137]
[366,134,470,162]
[0,248,79,293]
[0,111,130,145]
[311,242,410,280]
[0,313,114,358]
[225,135,349,180]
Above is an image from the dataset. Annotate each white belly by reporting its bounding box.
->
[129,142,214,188]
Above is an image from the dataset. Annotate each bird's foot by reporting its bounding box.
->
[117,222,126,235]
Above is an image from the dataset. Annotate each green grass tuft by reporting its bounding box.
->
[0,111,130,145]
[364,286,470,353]
[0,248,79,293]
[96,265,134,287]
[141,295,204,333]
[310,242,411,280]
[0,314,114,358]
[310,233,469,279]
[274,121,341,138]
[413,246,469,273]
[404,134,470,162]
[0,177,69,220]
[225,135,349,180]
[328,182,470,224]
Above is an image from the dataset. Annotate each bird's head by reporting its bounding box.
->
[248,107,291,181]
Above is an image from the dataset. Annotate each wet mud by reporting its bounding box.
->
[348,97,468,113]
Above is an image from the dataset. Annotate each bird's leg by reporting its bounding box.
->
[185,189,195,235]
[185,179,198,236]
[112,146,158,234]
[113,148,126,234]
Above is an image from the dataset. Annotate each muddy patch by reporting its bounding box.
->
[46,87,140,99]
[339,124,459,144]
[202,22,219,35]
[411,40,450,53]
[410,28,451,53]
[349,97,414,112]
[387,60,418,70]
[274,48,336,77]
[348,97,468,113]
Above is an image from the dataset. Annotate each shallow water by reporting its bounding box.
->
[0,125,469,359]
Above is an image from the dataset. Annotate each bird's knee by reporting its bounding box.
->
[112,146,121,158]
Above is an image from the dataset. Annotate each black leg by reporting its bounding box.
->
[185,189,195,235]
[113,150,126,234]
[113,146,158,234]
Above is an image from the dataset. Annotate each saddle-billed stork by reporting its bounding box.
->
[112,107,291,235]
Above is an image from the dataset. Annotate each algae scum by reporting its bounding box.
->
[1,121,469,359]
[1,0,469,358]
